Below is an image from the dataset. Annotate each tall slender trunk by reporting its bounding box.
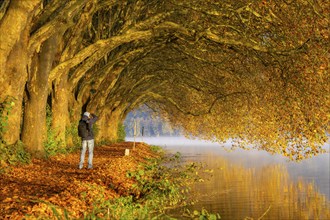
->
[22,35,58,157]
[66,96,83,147]
[96,109,110,143]
[51,73,69,148]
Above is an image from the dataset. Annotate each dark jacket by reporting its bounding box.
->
[81,114,98,140]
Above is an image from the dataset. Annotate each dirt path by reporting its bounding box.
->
[0,142,157,219]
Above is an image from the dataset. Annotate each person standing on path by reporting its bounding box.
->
[78,112,98,169]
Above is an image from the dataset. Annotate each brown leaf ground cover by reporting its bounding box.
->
[0,142,158,219]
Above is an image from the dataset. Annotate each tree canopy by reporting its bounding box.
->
[0,0,329,160]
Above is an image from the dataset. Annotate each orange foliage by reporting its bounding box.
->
[0,142,158,219]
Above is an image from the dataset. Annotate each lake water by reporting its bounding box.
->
[126,137,330,220]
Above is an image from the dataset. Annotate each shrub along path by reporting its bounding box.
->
[0,142,158,219]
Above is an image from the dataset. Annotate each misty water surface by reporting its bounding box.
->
[126,136,330,220]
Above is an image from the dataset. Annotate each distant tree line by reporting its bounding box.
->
[124,108,182,137]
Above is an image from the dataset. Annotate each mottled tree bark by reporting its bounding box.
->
[0,0,40,145]
[64,95,83,148]
[48,1,96,148]
[96,107,124,143]
[51,73,69,148]
[22,35,58,157]
[0,0,328,161]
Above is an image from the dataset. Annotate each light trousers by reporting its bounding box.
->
[79,139,94,169]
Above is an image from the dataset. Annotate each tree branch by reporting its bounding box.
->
[0,0,10,22]
[30,0,64,33]
[28,0,88,55]
[50,20,195,84]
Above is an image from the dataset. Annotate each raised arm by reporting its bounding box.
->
[89,114,99,124]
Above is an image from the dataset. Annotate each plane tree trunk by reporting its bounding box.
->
[22,35,58,157]
[65,95,83,148]
[46,0,95,149]
[0,0,40,145]
[96,106,124,144]
[51,74,69,148]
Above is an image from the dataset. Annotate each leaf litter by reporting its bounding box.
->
[0,142,158,219]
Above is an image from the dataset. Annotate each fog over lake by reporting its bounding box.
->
[126,136,330,219]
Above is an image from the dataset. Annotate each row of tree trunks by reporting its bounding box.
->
[0,0,40,145]
[0,1,122,157]
[0,1,179,157]
[1,1,193,156]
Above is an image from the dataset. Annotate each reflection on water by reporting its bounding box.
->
[186,154,330,220]
[126,137,330,220]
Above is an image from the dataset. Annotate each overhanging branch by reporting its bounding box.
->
[29,0,88,54]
